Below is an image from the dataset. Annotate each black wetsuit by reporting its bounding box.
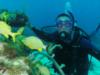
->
[31,26,100,75]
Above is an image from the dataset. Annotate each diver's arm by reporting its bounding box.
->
[81,38,100,60]
[47,43,62,54]
[30,26,56,42]
[90,24,100,37]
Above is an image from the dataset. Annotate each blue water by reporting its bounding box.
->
[0,0,100,33]
[0,0,100,75]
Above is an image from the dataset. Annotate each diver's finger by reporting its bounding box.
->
[54,44,63,49]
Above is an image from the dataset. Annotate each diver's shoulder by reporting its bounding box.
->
[74,26,90,40]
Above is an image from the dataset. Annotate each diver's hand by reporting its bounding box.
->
[27,22,35,29]
[28,25,38,32]
[48,44,62,51]
[28,24,39,33]
[47,44,62,54]
[60,64,66,69]
[96,24,100,31]
[54,44,62,49]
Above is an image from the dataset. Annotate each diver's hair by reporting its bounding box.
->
[56,11,75,26]
[56,13,70,20]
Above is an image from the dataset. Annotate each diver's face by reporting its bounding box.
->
[56,16,73,34]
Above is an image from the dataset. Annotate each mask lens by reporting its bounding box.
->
[57,21,72,28]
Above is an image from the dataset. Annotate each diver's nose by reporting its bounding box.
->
[61,25,67,29]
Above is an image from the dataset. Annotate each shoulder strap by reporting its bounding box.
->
[72,26,80,44]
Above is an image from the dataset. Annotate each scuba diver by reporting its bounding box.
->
[30,11,100,75]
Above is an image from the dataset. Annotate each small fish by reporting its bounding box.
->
[0,21,12,38]
[0,21,24,42]
[22,36,46,52]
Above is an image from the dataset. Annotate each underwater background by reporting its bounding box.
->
[0,0,100,34]
[0,0,100,75]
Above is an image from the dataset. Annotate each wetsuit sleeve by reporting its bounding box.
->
[30,27,56,42]
[81,38,100,60]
